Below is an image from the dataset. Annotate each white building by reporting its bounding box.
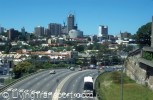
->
[69,29,83,38]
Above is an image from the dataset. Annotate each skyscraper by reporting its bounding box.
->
[34,26,44,37]
[48,23,62,36]
[98,25,108,36]
[0,26,4,34]
[98,25,108,41]
[67,14,75,33]
[8,28,20,40]
[21,27,25,36]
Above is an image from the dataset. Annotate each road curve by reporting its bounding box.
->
[0,69,100,100]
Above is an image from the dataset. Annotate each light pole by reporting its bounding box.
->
[39,55,42,69]
[120,59,124,100]
[8,48,13,83]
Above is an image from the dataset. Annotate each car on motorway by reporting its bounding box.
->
[89,64,96,69]
[49,70,56,74]
[78,67,82,71]
[70,67,75,71]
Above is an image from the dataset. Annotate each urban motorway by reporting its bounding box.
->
[0,68,100,100]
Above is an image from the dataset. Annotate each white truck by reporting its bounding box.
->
[83,76,94,96]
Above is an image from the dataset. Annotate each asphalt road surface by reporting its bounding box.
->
[0,68,99,100]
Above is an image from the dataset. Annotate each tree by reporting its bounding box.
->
[57,62,67,68]
[136,22,151,46]
[41,56,50,61]
[42,62,52,69]
[76,60,83,65]
[90,55,97,65]
[3,41,12,54]
[13,61,34,78]
[97,44,111,60]
[83,58,88,66]
[75,45,85,52]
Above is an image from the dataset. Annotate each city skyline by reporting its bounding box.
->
[0,0,153,35]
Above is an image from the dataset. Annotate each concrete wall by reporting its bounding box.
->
[125,54,146,85]
[125,54,153,90]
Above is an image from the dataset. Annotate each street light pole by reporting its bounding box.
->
[120,60,124,100]
[8,48,12,83]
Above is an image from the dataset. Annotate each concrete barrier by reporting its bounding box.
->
[0,69,46,93]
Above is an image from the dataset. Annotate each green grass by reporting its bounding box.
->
[95,72,153,100]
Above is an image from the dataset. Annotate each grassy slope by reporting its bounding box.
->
[95,72,153,100]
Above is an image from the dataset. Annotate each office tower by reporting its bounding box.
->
[120,31,131,40]
[21,27,25,36]
[151,16,153,47]
[61,22,67,34]
[48,23,62,36]
[8,28,20,40]
[67,14,75,33]
[61,26,67,34]
[44,28,50,37]
[34,26,44,37]
[8,29,13,40]
[99,25,108,36]
[0,26,4,34]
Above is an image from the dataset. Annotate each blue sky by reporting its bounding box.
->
[0,0,153,35]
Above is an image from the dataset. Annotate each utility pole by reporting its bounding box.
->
[120,60,124,100]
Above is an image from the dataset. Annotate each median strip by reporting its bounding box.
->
[52,70,87,100]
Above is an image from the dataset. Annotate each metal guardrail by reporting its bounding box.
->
[0,67,65,93]
[128,48,142,57]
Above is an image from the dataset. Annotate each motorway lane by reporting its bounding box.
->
[59,69,99,100]
[34,70,76,100]
[73,70,99,100]
[0,69,73,100]
[0,69,100,100]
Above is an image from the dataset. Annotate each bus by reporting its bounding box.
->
[83,76,94,96]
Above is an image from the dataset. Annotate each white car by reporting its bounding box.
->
[70,67,75,71]
[49,70,56,74]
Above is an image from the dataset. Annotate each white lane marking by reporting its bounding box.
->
[52,71,88,100]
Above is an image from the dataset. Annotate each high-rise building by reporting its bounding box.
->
[61,22,67,34]
[67,14,75,33]
[120,31,131,40]
[48,23,62,36]
[0,26,4,34]
[98,25,108,41]
[7,28,20,40]
[21,27,25,36]
[44,28,50,37]
[98,25,108,36]
[34,26,44,37]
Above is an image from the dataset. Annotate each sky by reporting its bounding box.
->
[0,0,153,35]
